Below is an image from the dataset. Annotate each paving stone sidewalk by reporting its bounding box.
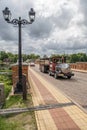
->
[28,67,87,130]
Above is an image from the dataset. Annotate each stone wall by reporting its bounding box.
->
[0,83,5,105]
[70,62,87,70]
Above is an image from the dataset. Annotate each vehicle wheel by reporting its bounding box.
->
[42,66,45,73]
[49,71,51,76]
[67,76,71,79]
[54,73,58,79]
[40,68,42,72]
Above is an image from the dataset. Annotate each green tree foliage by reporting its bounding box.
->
[50,53,87,63]
[0,51,8,61]
[50,54,60,58]
[0,51,40,63]
[69,54,79,63]
[27,53,40,60]
[69,53,87,63]
[0,51,18,63]
[0,51,87,63]
[22,54,27,61]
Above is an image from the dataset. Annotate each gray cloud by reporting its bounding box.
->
[0,25,17,41]
[0,0,87,56]
[79,0,87,26]
[79,0,87,15]
[53,7,73,29]
[28,17,54,39]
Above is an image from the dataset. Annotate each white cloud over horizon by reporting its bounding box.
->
[0,0,87,56]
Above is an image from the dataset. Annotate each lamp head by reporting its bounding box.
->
[29,8,35,23]
[3,7,11,22]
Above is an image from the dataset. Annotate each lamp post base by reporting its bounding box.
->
[14,75,27,100]
[14,82,23,94]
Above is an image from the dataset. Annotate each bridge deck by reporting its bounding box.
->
[28,67,87,130]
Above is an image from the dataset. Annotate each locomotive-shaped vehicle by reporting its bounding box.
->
[39,56,74,79]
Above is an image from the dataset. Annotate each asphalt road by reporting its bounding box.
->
[32,65,87,111]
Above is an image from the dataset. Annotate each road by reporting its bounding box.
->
[31,65,87,111]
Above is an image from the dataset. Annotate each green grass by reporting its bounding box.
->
[0,74,12,97]
[4,95,23,108]
[3,94,33,108]
[0,72,37,130]
[0,69,12,72]
[0,116,22,130]
[0,95,37,130]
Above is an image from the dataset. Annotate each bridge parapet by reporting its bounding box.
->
[11,63,28,93]
[70,62,87,70]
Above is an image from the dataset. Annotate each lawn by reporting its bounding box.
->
[0,73,37,130]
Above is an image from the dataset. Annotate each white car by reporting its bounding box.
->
[29,62,35,67]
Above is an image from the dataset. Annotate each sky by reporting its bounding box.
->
[0,0,87,56]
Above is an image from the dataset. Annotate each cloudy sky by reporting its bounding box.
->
[0,0,87,56]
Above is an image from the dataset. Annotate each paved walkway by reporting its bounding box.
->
[28,67,87,130]
[72,69,87,73]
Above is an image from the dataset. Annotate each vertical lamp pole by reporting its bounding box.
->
[18,17,22,91]
[2,7,35,93]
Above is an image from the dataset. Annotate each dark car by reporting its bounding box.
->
[54,63,74,79]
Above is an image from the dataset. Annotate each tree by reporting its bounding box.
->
[22,54,27,62]
[27,53,40,60]
[69,53,87,63]
[0,51,8,61]
[78,53,87,62]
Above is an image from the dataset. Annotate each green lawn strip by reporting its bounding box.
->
[0,116,21,130]
[1,95,37,130]
[4,94,33,108]
[0,74,37,130]
[0,111,37,130]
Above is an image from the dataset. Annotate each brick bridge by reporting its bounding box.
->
[70,62,87,71]
[11,62,87,93]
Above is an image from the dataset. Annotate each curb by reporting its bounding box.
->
[72,69,87,73]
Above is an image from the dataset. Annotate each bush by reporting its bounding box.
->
[0,75,12,98]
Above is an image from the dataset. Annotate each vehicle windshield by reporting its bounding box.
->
[58,63,69,68]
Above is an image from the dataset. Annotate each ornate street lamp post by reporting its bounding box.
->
[2,7,35,93]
